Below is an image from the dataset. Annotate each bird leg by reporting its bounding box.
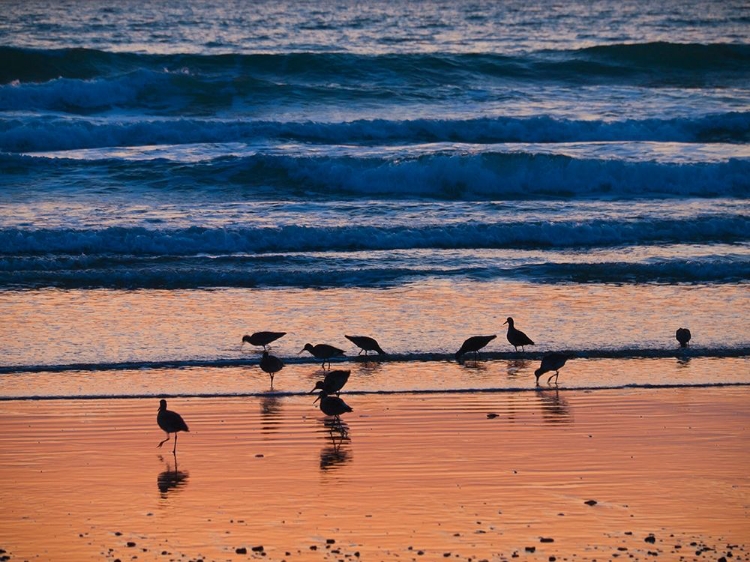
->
[548,371,560,385]
[158,432,171,448]
[173,433,178,455]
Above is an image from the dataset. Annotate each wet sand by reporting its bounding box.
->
[1,387,748,561]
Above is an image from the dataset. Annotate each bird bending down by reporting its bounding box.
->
[301,343,345,369]
[345,335,386,356]
[455,335,497,361]
[317,391,353,421]
[241,331,286,350]
[535,352,570,385]
[504,317,535,352]
[676,328,691,348]
[310,369,350,396]
[260,351,284,387]
[157,399,189,454]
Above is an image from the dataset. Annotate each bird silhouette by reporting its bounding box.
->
[504,317,535,352]
[345,335,386,356]
[455,335,497,361]
[301,343,345,369]
[316,391,353,421]
[157,399,189,455]
[260,351,284,388]
[310,369,350,396]
[534,352,571,385]
[241,331,286,350]
[676,328,691,348]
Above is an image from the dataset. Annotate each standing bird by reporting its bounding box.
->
[310,369,350,396]
[504,317,535,352]
[157,399,189,455]
[455,335,497,361]
[260,351,284,388]
[316,391,353,421]
[301,343,345,369]
[345,335,386,356]
[241,331,286,350]
[535,352,570,385]
[676,328,691,348]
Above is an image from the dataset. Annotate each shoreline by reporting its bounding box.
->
[1,387,748,561]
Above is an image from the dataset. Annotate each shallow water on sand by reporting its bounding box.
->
[0,389,747,561]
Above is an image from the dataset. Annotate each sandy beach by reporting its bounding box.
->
[1,386,747,562]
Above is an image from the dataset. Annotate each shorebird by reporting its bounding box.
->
[455,335,497,361]
[310,369,350,396]
[301,343,345,369]
[503,317,535,352]
[534,352,570,385]
[260,351,284,387]
[316,391,353,421]
[676,328,691,348]
[345,335,386,356]
[241,331,286,350]
[157,399,189,455]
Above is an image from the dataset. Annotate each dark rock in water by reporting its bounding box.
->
[487,413,499,419]
[525,546,536,553]
[719,557,728,562]
[252,545,264,552]
[540,537,554,543]
[326,539,336,544]
[645,534,656,544]
[584,499,597,506]
[126,541,136,547]
[235,547,247,554]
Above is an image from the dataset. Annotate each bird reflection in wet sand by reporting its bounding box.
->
[506,358,530,377]
[157,455,189,497]
[319,420,351,471]
[260,394,283,434]
[309,369,350,396]
[536,387,572,424]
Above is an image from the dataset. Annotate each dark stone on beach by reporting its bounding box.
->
[525,547,536,553]
[417,551,424,555]
[114,532,122,536]
[127,542,136,547]
[550,557,557,561]
[487,413,499,419]
[310,546,317,551]
[541,538,554,543]
[355,552,360,557]
[512,552,519,558]
[235,547,247,554]
[252,545,264,552]
[645,535,656,544]
[584,500,597,506]
[443,553,451,558]
[326,539,336,544]
[719,557,727,562]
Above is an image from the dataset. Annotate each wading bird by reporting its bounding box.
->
[260,351,284,388]
[345,335,386,356]
[316,390,353,422]
[504,317,535,352]
[241,331,286,350]
[455,335,497,361]
[310,369,350,396]
[157,399,189,455]
[534,352,571,385]
[301,343,345,369]
[676,328,691,348]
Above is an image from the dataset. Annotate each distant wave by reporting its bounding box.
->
[2,43,748,86]
[2,113,749,153]
[2,151,749,199]
[1,347,748,375]
[3,217,748,255]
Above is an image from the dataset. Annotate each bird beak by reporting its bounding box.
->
[308,387,316,394]
[502,320,508,325]
[298,348,305,354]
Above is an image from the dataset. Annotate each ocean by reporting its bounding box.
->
[1,0,748,399]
